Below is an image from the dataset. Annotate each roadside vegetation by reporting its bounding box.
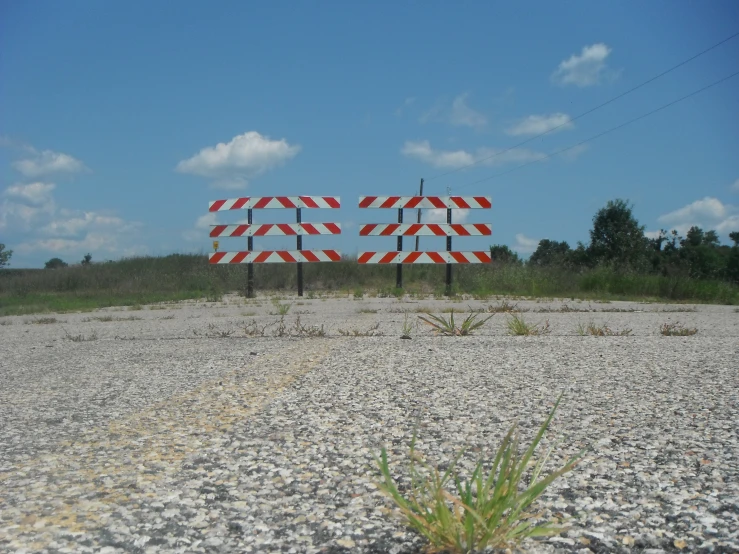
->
[1,199,738,316]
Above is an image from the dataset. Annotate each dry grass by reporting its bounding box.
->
[660,322,698,336]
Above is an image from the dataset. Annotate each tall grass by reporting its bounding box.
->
[1,254,737,315]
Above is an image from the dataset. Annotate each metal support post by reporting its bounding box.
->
[247,208,254,298]
[396,207,403,289]
[414,178,424,251]
[445,207,452,296]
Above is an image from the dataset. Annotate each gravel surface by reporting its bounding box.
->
[1,294,738,553]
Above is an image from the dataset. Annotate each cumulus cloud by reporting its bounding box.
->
[176,131,301,188]
[401,140,545,169]
[424,208,470,223]
[506,113,573,136]
[654,197,739,239]
[12,150,87,177]
[420,94,487,128]
[1,183,57,230]
[512,234,540,254]
[552,43,615,87]
[4,182,56,205]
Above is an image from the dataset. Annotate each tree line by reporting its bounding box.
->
[490,199,739,283]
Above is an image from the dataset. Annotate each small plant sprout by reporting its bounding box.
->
[418,310,493,336]
[505,314,551,336]
[400,313,413,339]
[575,321,632,336]
[660,322,698,336]
[375,395,584,553]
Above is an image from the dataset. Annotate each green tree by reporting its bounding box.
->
[729,231,739,247]
[529,239,571,267]
[587,199,648,269]
[81,253,92,265]
[489,244,522,265]
[0,243,12,268]
[45,257,68,269]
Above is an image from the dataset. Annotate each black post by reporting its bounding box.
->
[296,207,304,297]
[396,207,403,289]
[445,207,452,296]
[247,208,254,298]
[415,178,424,252]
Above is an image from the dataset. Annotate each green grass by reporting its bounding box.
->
[418,310,494,336]
[375,395,583,553]
[1,254,737,316]
[506,315,551,336]
[575,321,632,336]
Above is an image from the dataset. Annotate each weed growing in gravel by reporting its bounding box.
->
[485,301,526,313]
[159,314,175,320]
[270,299,292,316]
[660,322,698,336]
[129,304,143,311]
[400,314,414,340]
[575,322,632,336]
[375,395,583,553]
[83,315,143,322]
[0,319,12,325]
[241,311,257,317]
[353,288,364,299]
[506,315,551,336]
[418,310,493,336]
[656,306,698,313]
[338,322,383,336]
[535,303,589,313]
[358,308,379,314]
[25,317,61,324]
[62,328,98,342]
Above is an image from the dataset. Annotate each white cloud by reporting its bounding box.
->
[401,140,545,169]
[424,209,470,223]
[506,113,573,136]
[512,234,539,254]
[552,43,614,87]
[12,150,87,177]
[183,213,220,242]
[731,179,739,192]
[175,131,301,188]
[4,182,56,205]
[40,211,132,238]
[654,197,739,240]
[658,197,730,226]
[419,94,487,128]
[449,94,487,128]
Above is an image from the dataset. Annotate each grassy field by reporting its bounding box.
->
[1,253,737,316]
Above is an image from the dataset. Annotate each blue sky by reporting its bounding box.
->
[1,1,738,268]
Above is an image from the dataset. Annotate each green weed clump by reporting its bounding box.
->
[418,310,493,336]
[375,395,583,553]
[575,322,632,336]
[506,315,551,336]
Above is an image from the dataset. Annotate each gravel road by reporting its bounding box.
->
[1,294,738,553]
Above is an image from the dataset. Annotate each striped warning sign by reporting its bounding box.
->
[359,223,491,236]
[209,250,342,264]
[210,223,341,237]
[357,251,492,264]
[358,196,491,209]
[209,196,340,212]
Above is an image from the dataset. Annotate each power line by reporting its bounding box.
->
[452,69,739,192]
[424,30,739,185]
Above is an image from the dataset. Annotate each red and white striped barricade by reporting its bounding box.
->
[358,196,491,293]
[208,196,341,297]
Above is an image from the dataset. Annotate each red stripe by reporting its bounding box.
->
[277,197,295,208]
[429,197,446,208]
[254,225,271,236]
[403,251,422,263]
[325,197,340,209]
[451,224,469,236]
[380,224,398,236]
[231,225,249,237]
[474,223,491,235]
[358,252,373,263]
[428,252,445,263]
[233,198,250,209]
[359,224,376,236]
[450,251,467,263]
[253,197,270,209]
[278,251,296,262]
[301,223,317,235]
[326,250,341,261]
[210,225,226,237]
[254,251,271,263]
[405,197,422,208]
[209,252,226,264]
[380,196,400,208]
[277,224,296,235]
[359,197,376,208]
[302,250,319,262]
[325,223,341,234]
[209,200,225,212]
[300,196,318,208]
[476,197,492,208]
[232,252,249,264]
[451,197,471,209]
[474,251,491,263]
[428,224,445,236]
[401,224,418,235]
[379,252,397,264]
